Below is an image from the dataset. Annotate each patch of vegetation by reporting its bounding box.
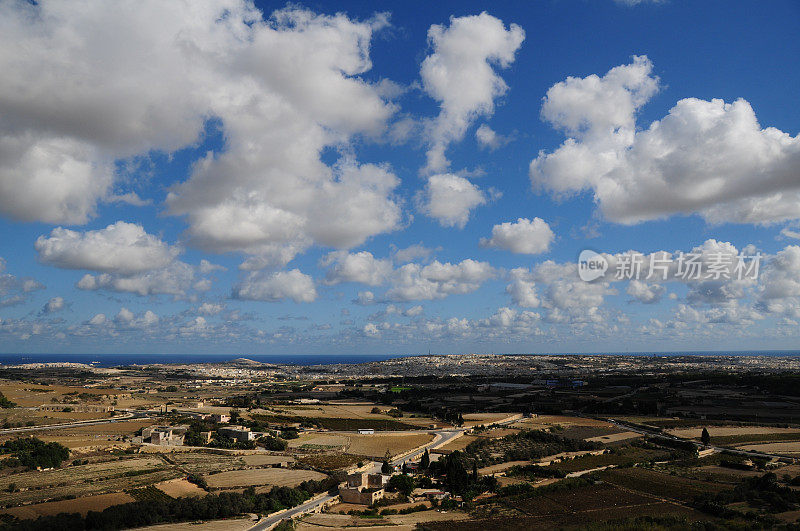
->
[0,392,16,409]
[0,437,69,470]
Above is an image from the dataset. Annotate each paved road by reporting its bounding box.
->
[248,493,338,531]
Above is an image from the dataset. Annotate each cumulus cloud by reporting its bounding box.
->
[531,56,800,225]
[480,217,554,254]
[41,297,65,314]
[0,257,45,307]
[321,251,392,286]
[420,13,524,173]
[0,2,402,265]
[35,222,178,274]
[392,243,438,264]
[197,302,224,316]
[76,262,195,297]
[626,280,665,304]
[506,268,540,308]
[475,124,507,150]
[386,259,496,301]
[417,174,487,228]
[233,269,316,303]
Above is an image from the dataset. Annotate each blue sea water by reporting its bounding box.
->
[1,351,799,368]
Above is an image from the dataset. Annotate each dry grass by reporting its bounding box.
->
[669,426,800,439]
[204,468,326,489]
[346,433,433,458]
[134,518,255,531]
[736,441,800,454]
[154,478,207,498]
[438,435,478,452]
[512,415,614,430]
[0,493,135,519]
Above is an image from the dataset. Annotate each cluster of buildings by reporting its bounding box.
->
[338,472,390,505]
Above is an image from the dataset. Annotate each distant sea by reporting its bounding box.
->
[1,351,800,368]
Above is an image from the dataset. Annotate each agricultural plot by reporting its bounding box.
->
[204,467,326,489]
[598,467,727,502]
[585,431,642,443]
[296,453,362,471]
[167,453,247,475]
[0,493,135,519]
[543,447,670,473]
[1,468,180,507]
[346,433,433,458]
[736,441,800,454]
[154,478,207,498]
[669,426,800,439]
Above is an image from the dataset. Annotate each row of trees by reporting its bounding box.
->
[1,480,337,530]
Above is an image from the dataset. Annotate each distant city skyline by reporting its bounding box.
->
[0,0,799,355]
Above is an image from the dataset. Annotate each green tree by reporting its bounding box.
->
[387,474,415,496]
[420,449,430,469]
[381,460,392,474]
[701,427,710,446]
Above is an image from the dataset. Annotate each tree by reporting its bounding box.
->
[381,460,392,474]
[701,427,710,446]
[472,462,478,481]
[387,474,415,496]
[420,449,430,470]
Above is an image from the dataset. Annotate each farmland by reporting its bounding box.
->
[204,468,326,489]
[0,493,136,519]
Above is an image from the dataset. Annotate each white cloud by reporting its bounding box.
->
[626,280,665,304]
[0,258,45,307]
[76,262,195,297]
[417,174,487,228]
[531,56,800,225]
[233,269,316,303]
[41,297,65,314]
[475,124,507,150]
[0,3,402,264]
[506,268,540,308]
[480,217,554,254]
[386,259,496,301]
[420,13,524,173]
[35,222,178,275]
[392,243,438,264]
[199,260,226,275]
[321,251,392,286]
[198,302,224,316]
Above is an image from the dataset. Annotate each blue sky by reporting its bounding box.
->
[0,0,799,355]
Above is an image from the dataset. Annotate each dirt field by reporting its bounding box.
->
[154,478,208,498]
[0,493,135,519]
[289,432,433,458]
[669,426,800,439]
[256,402,438,428]
[585,431,642,443]
[204,468,326,489]
[736,441,800,454]
[438,434,478,452]
[511,415,615,430]
[345,433,433,458]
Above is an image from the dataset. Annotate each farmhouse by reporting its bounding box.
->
[142,425,187,446]
[337,472,391,504]
[217,425,255,442]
